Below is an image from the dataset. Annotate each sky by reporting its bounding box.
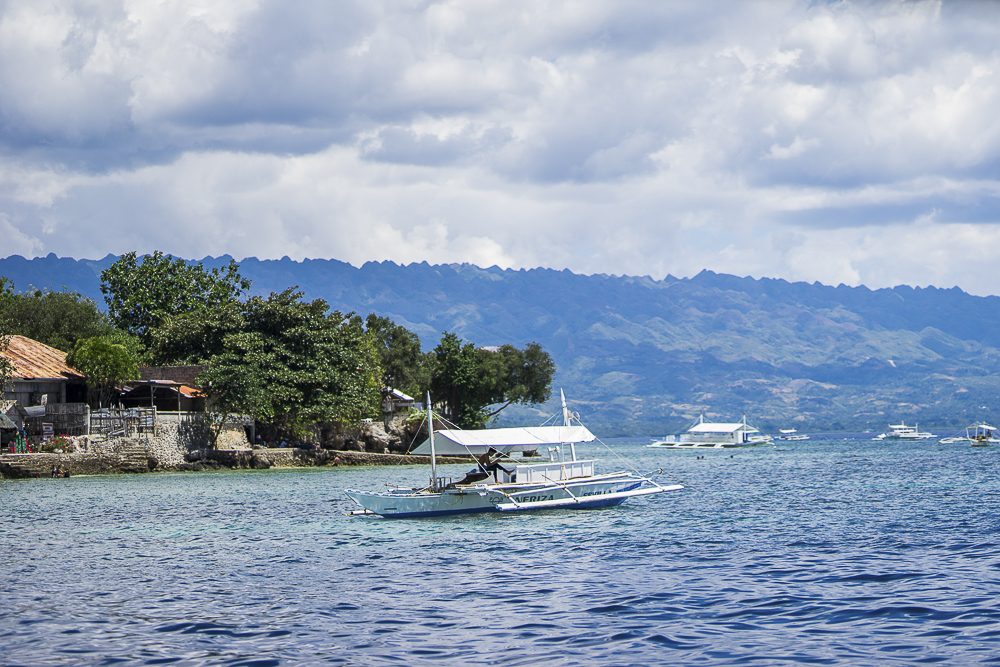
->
[2,0,1000,294]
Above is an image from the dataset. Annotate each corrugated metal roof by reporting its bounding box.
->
[1,335,84,380]
[178,385,204,398]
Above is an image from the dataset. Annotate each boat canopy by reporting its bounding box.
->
[411,425,596,456]
[687,422,747,434]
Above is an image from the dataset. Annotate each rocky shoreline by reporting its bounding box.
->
[0,417,472,479]
[0,448,472,478]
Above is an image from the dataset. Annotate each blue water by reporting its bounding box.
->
[3,437,1000,665]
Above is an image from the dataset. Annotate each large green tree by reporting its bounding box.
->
[365,314,432,402]
[66,336,141,408]
[154,288,382,440]
[430,332,555,427]
[100,251,251,346]
[0,277,116,352]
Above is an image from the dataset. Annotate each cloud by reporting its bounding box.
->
[3,0,1000,294]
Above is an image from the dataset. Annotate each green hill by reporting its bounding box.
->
[4,253,999,435]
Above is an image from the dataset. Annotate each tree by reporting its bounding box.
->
[0,277,117,352]
[365,314,432,402]
[430,332,556,428]
[152,288,383,440]
[66,336,141,408]
[0,280,14,396]
[100,251,251,346]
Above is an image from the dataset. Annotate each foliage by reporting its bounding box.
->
[430,332,555,428]
[365,314,433,401]
[66,336,141,408]
[100,251,251,346]
[0,279,13,394]
[150,288,382,442]
[0,277,117,352]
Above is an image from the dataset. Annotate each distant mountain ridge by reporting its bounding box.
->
[3,252,999,435]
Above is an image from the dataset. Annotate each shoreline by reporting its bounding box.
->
[0,449,475,478]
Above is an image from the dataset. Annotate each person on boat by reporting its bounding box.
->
[478,447,513,482]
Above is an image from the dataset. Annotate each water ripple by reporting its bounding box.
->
[4,440,1000,664]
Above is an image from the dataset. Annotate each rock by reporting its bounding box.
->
[250,453,272,469]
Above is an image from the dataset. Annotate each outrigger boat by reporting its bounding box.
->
[646,413,773,449]
[775,428,809,441]
[939,422,1000,446]
[344,391,681,518]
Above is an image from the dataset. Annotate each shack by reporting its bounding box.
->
[1,335,87,406]
[119,380,206,412]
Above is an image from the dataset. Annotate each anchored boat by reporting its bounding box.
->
[646,413,774,449]
[775,428,810,441]
[344,391,680,518]
[872,422,936,441]
[939,422,1000,446]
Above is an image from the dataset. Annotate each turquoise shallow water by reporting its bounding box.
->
[3,437,1000,666]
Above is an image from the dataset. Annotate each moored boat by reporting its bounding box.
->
[872,422,936,441]
[775,428,810,441]
[939,422,1000,446]
[645,413,773,449]
[344,391,680,518]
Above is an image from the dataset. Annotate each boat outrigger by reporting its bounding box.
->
[344,391,681,518]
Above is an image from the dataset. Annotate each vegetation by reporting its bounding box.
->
[365,314,433,402]
[150,287,383,444]
[65,336,141,408]
[5,256,563,439]
[0,284,13,393]
[100,251,251,346]
[430,332,555,428]
[0,277,116,351]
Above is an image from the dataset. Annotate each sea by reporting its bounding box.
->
[3,435,1000,666]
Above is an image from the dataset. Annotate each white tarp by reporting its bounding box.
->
[411,425,596,456]
[687,422,744,434]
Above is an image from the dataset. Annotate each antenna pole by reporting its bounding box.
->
[427,392,437,491]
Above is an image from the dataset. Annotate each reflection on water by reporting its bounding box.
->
[3,438,1000,665]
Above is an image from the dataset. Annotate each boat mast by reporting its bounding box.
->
[427,391,437,491]
[561,389,576,461]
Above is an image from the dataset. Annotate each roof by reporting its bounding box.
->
[123,381,205,398]
[387,387,414,401]
[688,422,747,434]
[0,413,15,429]
[411,425,596,456]
[1,335,83,380]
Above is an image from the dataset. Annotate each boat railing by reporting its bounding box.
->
[515,459,596,483]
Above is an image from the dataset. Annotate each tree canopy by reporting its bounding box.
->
[153,287,382,440]
[100,251,251,346]
[0,280,14,394]
[430,332,555,428]
[365,313,432,401]
[66,336,141,408]
[0,277,116,352]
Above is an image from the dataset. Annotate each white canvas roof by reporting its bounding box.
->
[411,425,596,456]
[688,422,746,434]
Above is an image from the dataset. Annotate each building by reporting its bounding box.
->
[382,387,415,415]
[1,335,87,406]
[1,336,90,436]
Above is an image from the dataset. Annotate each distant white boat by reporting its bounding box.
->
[872,422,936,441]
[775,428,810,441]
[646,413,773,449]
[939,423,1000,446]
[345,391,681,518]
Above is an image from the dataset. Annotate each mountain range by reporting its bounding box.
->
[3,252,999,436]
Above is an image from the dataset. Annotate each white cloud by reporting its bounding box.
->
[2,0,1000,295]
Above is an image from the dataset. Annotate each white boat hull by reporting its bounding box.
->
[345,473,680,518]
